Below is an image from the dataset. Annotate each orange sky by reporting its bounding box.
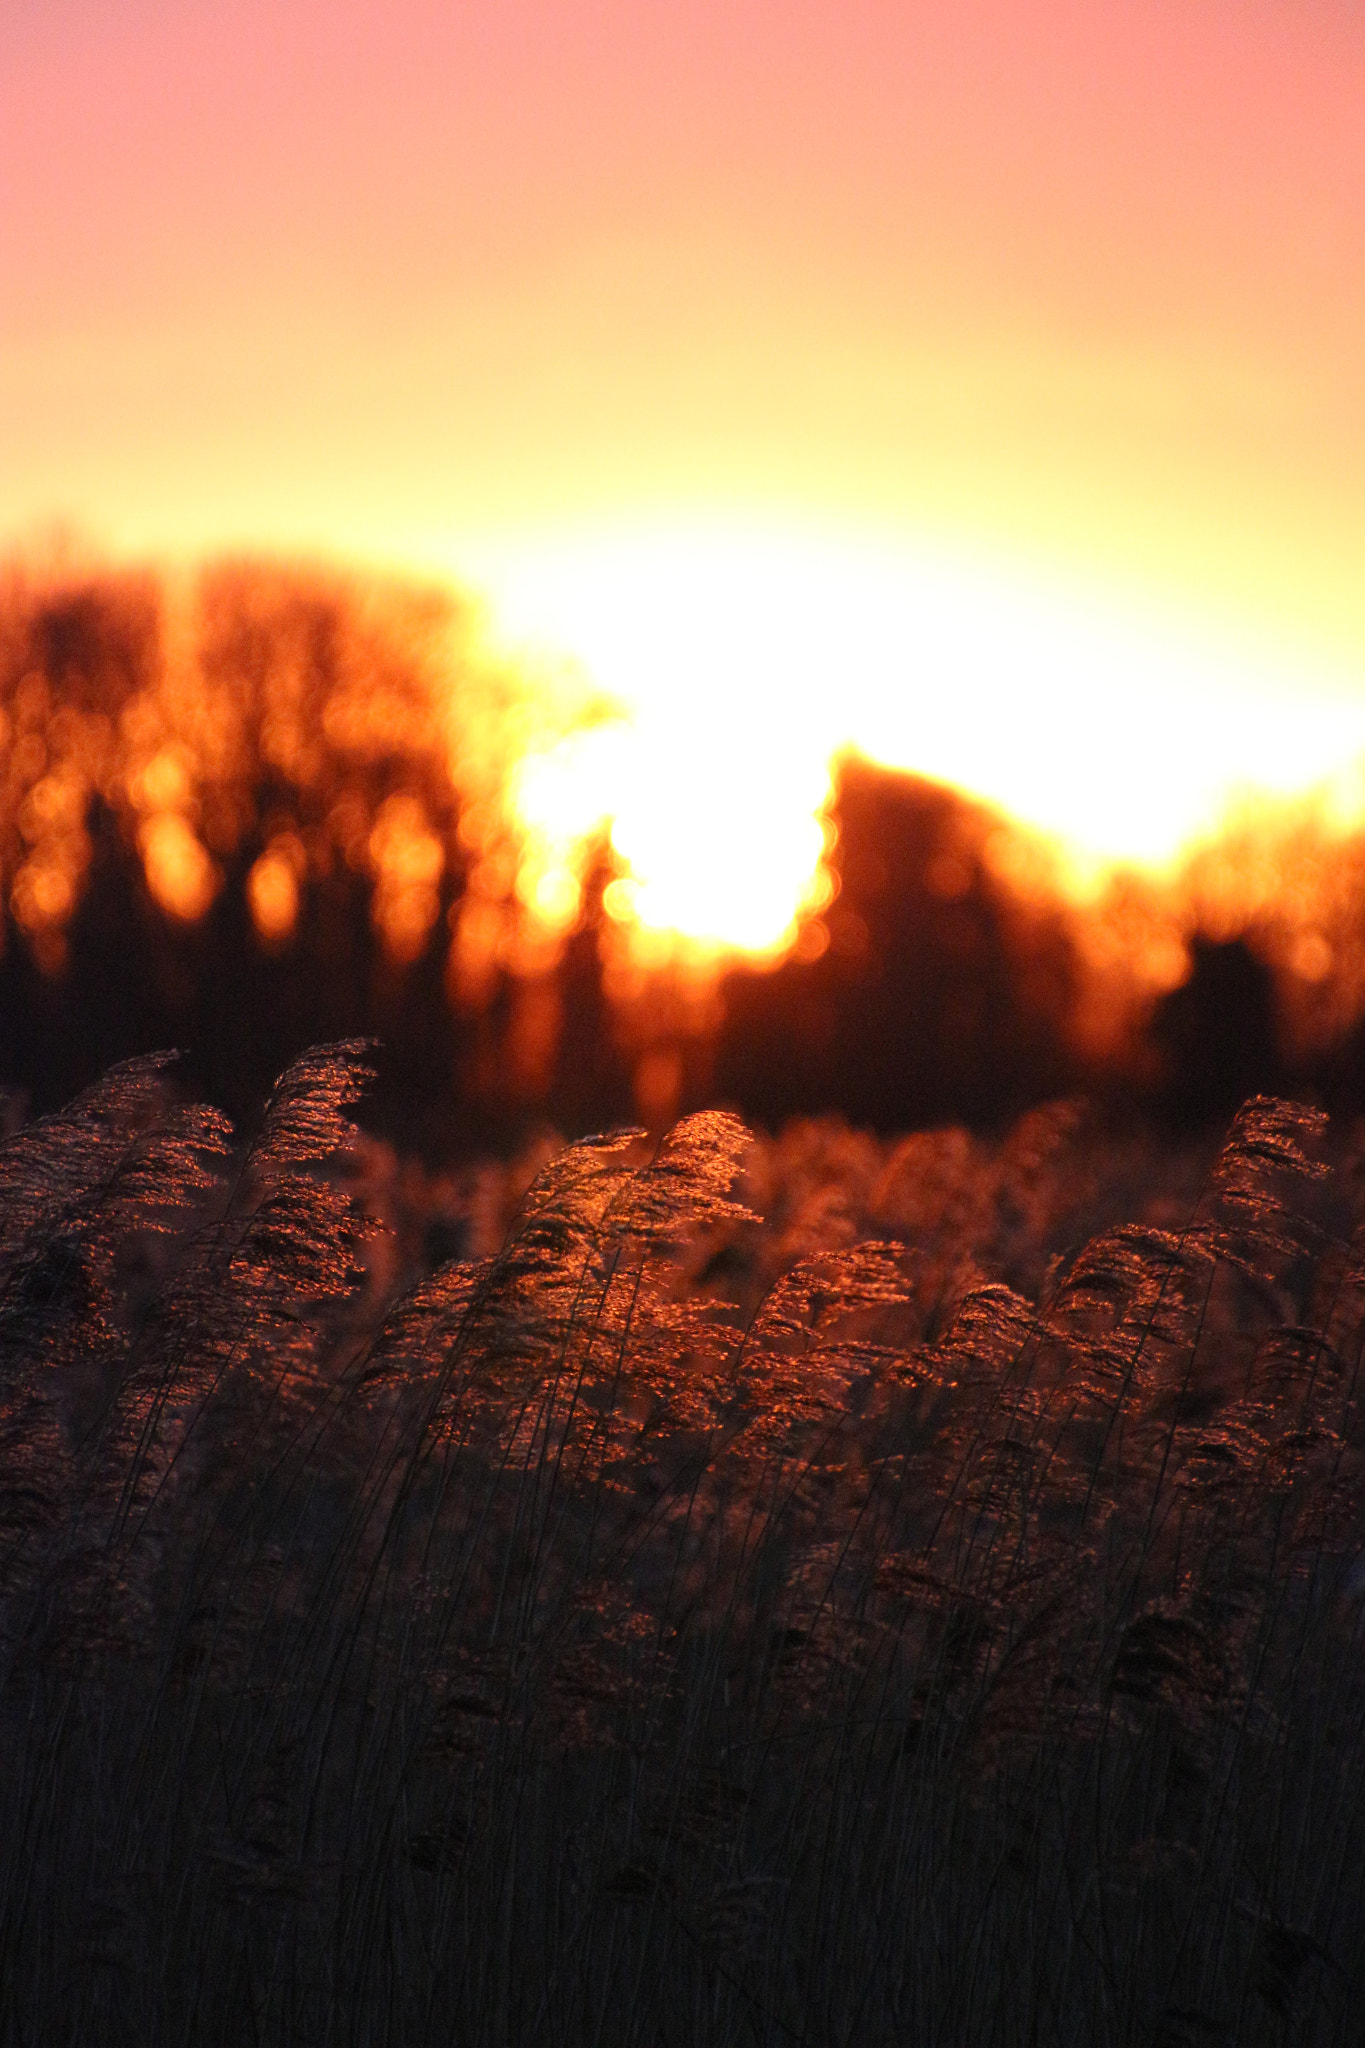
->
[5,0,1365,655]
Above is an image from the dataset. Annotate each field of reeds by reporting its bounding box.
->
[4,1045,1365,2045]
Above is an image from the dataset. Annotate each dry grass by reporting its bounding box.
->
[3,1048,1365,2044]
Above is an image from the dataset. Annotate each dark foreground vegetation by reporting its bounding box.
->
[4,1046,1365,2043]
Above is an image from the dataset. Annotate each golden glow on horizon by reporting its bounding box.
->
[471,525,1365,960]
[6,537,1365,1075]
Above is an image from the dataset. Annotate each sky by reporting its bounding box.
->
[6,0,1365,923]
[3,0,1363,626]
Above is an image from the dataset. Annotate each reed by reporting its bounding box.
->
[2,1048,1364,2044]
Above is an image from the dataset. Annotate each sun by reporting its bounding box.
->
[461,517,1365,962]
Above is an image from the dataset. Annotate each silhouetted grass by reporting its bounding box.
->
[3,1048,1365,2044]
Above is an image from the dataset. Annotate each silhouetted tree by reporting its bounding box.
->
[1149,935,1286,1129]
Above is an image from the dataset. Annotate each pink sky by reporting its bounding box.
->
[5,0,1365,661]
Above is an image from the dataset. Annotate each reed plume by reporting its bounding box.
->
[0,1058,1364,2044]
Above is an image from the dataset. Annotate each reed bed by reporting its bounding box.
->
[3,1045,1365,2045]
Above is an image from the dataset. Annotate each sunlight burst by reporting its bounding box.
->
[472,522,1365,960]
